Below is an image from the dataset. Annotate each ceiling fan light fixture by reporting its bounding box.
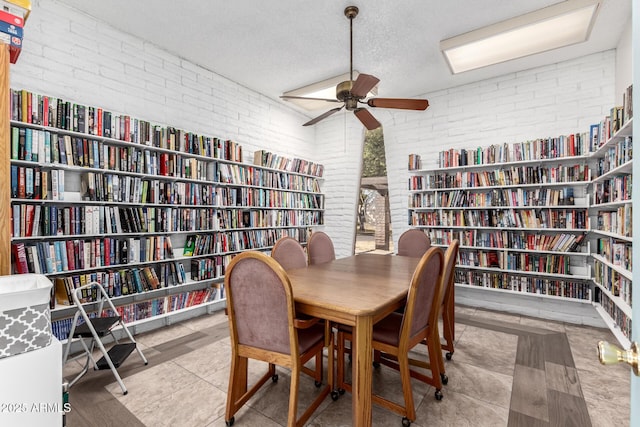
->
[282,71,378,111]
[441,0,600,74]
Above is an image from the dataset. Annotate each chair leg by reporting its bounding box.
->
[226,354,248,422]
[288,367,300,427]
[398,352,416,422]
[336,330,346,391]
[426,332,444,400]
[315,345,323,386]
[442,293,455,360]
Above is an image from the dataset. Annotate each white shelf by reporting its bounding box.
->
[51,277,225,317]
[412,154,591,174]
[591,118,634,158]
[454,282,592,303]
[455,264,591,280]
[408,180,590,193]
[592,160,633,183]
[590,200,632,210]
[12,223,320,242]
[589,228,633,243]
[409,204,589,211]
[438,243,590,257]
[592,253,633,280]
[592,281,632,318]
[593,304,632,348]
[414,225,587,232]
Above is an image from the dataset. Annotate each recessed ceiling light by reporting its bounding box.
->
[441,0,600,74]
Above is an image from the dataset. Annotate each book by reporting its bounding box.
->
[183,235,196,256]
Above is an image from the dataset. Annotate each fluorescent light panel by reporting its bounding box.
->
[282,71,377,111]
[441,0,600,74]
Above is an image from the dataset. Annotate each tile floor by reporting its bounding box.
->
[63,305,631,427]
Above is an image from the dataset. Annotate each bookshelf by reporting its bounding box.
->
[9,89,325,341]
[590,117,633,347]
[408,134,594,306]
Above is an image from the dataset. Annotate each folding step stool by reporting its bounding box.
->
[63,282,148,395]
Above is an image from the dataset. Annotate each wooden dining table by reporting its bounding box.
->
[286,253,420,427]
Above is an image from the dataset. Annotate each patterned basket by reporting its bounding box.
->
[0,274,53,359]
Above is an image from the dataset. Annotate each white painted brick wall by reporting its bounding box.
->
[11,0,317,164]
[313,114,366,258]
[382,51,616,250]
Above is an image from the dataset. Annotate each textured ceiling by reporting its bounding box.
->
[56,0,631,114]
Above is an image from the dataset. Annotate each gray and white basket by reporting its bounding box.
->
[0,274,53,359]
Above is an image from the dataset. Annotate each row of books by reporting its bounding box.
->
[190,256,232,281]
[0,5,25,63]
[12,167,323,208]
[10,89,244,161]
[595,206,632,238]
[421,164,590,190]
[411,208,589,230]
[408,154,421,171]
[437,132,590,168]
[593,176,632,205]
[217,163,322,190]
[218,208,323,229]
[10,166,61,200]
[253,149,324,177]
[599,264,633,310]
[53,264,189,307]
[596,238,632,272]
[594,261,632,305]
[591,100,633,153]
[11,126,262,184]
[412,187,578,209]
[215,186,324,209]
[594,136,633,178]
[114,287,221,323]
[428,229,585,253]
[182,228,308,257]
[50,286,220,340]
[12,236,175,274]
[81,172,216,205]
[454,270,591,300]
[459,250,572,275]
[595,290,632,340]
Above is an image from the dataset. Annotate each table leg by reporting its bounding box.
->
[352,315,373,427]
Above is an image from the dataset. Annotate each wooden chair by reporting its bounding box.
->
[397,229,431,258]
[440,240,460,360]
[336,247,445,426]
[272,236,308,271]
[224,251,333,427]
[307,231,336,265]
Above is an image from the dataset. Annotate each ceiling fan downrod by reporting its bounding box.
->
[345,6,358,84]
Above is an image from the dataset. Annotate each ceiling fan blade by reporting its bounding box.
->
[367,98,430,110]
[350,73,380,98]
[281,95,342,103]
[303,106,344,126]
[354,108,381,130]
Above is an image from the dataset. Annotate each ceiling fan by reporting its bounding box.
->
[280,6,429,130]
